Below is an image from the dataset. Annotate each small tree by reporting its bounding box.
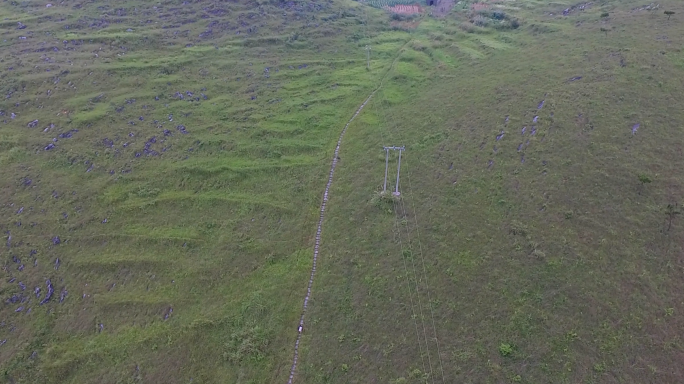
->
[638,174,652,186]
[665,11,675,20]
[601,12,610,18]
[666,203,680,232]
[638,174,652,195]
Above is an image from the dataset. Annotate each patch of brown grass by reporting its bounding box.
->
[386,4,423,15]
[471,2,489,11]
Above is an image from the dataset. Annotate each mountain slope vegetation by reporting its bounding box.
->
[1,0,683,383]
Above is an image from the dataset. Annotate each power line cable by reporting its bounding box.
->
[365,16,429,372]
[404,157,447,383]
[397,164,436,383]
[371,27,444,382]
[369,32,436,380]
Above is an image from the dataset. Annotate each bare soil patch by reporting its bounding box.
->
[471,2,489,11]
[386,4,423,15]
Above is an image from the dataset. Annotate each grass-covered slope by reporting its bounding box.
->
[300,1,684,383]
[1,0,684,383]
[0,0,392,382]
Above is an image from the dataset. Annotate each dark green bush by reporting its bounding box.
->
[491,11,506,20]
[390,13,418,22]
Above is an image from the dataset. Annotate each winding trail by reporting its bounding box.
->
[286,91,375,384]
[287,41,409,384]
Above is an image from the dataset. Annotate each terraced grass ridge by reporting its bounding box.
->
[1,0,684,383]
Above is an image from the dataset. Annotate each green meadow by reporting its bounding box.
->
[1,0,683,383]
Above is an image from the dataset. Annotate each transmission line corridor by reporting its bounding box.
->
[284,3,445,378]
[286,38,411,383]
[372,57,446,383]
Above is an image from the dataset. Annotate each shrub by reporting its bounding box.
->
[638,174,652,185]
[473,15,489,27]
[371,190,400,209]
[499,343,514,357]
[458,22,477,33]
[493,19,521,30]
[391,13,417,22]
[491,11,506,20]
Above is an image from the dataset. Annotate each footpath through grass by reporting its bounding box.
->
[0,0,393,382]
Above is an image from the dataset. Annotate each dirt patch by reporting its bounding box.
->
[386,4,423,29]
[471,2,489,11]
[386,4,423,15]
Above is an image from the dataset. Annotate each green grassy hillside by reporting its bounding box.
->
[1,0,683,383]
